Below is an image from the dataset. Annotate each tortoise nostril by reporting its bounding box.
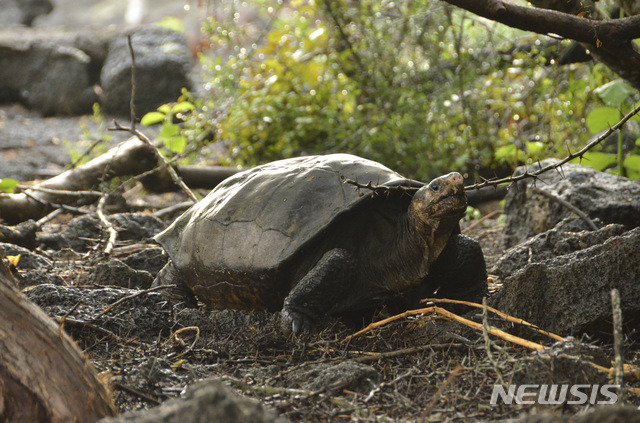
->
[450,172,463,185]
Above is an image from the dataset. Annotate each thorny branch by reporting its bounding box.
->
[468,101,640,190]
[346,102,640,195]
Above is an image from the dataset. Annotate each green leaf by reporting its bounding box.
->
[0,178,18,193]
[162,136,186,153]
[526,141,545,158]
[160,124,180,138]
[141,112,166,126]
[624,154,640,179]
[171,101,196,114]
[635,137,640,147]
[155,16,185,33]
[495,144,517,162]
[586,107,621,133]
[158,104,172,114]
[573,152,617,171]
[593,79,635,108]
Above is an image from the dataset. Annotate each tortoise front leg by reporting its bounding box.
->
[426,234,488,303]
[281,248,357,335]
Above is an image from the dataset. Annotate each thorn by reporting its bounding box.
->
[558,165,565,178]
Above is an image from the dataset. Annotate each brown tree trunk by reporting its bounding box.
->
[0,259,115,422]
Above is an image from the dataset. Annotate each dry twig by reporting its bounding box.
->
[421,298,565,341]
[346,305,547,350]
[163,326,200,359]
[420,365,462,421]
[96,195,118,255]
[611,288,625,402]
[91,284,176,321]
[111,122,198,203]
[482,298,507,388]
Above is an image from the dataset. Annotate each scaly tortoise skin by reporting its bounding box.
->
[155,154,487,333]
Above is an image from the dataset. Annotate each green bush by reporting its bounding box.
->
[160,0,639,180]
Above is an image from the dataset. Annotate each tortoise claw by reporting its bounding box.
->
[280,309,313,336]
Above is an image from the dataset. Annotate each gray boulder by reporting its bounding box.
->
[99,379,285,423]
[0,25,193,116]
[100,25,192,116]
[512,338,610,388]
[0,0,52,27]
[493,221,626,279]
[504,160,640,248]
[490,226,640,339]
[0,29,98,115]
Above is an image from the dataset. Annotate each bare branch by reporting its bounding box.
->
[96,195,117,255]
[111,121,198,203]
[441,0,640,45]
[441,0,640,89]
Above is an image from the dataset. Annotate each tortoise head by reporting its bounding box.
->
[409,172,467,255]
[410,172,466,221]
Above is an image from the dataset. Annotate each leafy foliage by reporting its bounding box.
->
[572,77,640,176]
[142,94,196,154]
[153,0,640,180]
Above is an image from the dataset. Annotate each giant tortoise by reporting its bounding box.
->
[155,154,487,333]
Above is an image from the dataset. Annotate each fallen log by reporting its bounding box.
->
[0,258,115,422]
[140,164,240,193]
[0,137,156,224]
[0,137,241,224]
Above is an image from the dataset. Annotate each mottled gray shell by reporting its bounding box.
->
[155,154,418,274]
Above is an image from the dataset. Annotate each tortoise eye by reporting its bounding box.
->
[430,183,440,193]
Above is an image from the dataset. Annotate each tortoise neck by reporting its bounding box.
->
[407,210,458,266]
[370,212,433,291]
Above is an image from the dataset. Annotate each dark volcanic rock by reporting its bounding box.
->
[100,25,192,116]
[99,378,285,423]
[490,227,640,339]
[285,361,379,393]
[504,160,640,248]
[0,220,38,249]
[0,0,53,27]
[0,25,193,116]
[121,245,168,275]
[89,258,154,289]
[512,339,610,387]
[0,242,63,286]
[0,243,48,269]
[493,222,626,278]
[0,28,102,114]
